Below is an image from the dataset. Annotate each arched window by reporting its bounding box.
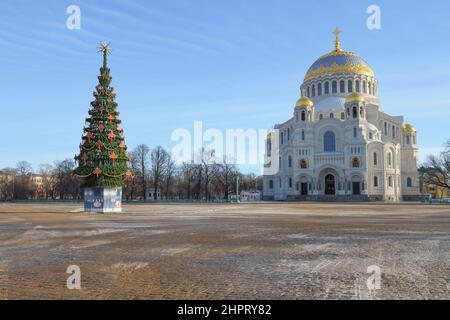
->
[318,83,322,96]
[330,113,334,119]
[407,177,412,188]
[353,127,357,138]
[312,85,316,97]
[356,80,360,92]
[388,152,392,166]
[300,159,308,169]
[353,106,358,118]
[289,178,292,188]
[307,87,310,98]
[301,110,306,121]
[348,80,353,93]
[340,80,345,93]
[324,131,336,152]
[388,176,393,187]
[269,180,274,189]
[406,134,410,144]
[325,82,330,94]
[341,112,345,120]
[301,130,305,141]
[352,157,360,168]
[288,155,292,168]
[332,81,337,93]
[374,176,378,187]
[280,132,284,144]
[368,82,372,95]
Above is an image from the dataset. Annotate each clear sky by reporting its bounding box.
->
[0,0,449,173]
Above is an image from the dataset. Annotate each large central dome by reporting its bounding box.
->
[303,28,375,82]
[299,29,379,107]
[304,50,374,81]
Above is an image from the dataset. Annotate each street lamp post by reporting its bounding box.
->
[236,173,240,203]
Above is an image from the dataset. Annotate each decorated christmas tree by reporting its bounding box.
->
[74,42,133,198]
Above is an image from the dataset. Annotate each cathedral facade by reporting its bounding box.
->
[263,30,420,202]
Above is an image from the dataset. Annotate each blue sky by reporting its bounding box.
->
[0,0,449,173]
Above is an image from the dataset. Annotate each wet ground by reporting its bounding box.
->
[0,202,449,300]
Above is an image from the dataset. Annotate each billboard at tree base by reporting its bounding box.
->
[84,187,122,213]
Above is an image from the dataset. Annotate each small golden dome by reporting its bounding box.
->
[266,132,272,140]
[295,96,314,109]
[345,92,365,104]
[402,123,415,133]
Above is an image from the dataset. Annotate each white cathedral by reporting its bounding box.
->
[263,29,420,202]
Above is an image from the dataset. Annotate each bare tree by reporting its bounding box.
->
[38,164,57,199]
[124,151,140,201]
[54,159,79,200]
[180,162,196,200]
[216,157,237,200]
[162,154,176,199]
[15,161,33,199]
[150,146,170,200]
[200,149,219,200]
[423,140,450,191]
[0,168,16,201]
[131,144,150,199]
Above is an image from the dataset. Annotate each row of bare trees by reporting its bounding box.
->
[0,160,80,201]
[125,145,262,201]
[0,145,262,201]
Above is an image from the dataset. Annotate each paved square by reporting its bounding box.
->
[0,203,449,299]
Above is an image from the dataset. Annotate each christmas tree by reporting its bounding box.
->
[74,42,133,188]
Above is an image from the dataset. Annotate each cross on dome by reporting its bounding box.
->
[333,27,342,52]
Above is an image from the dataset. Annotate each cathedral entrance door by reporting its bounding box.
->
[325,174,336,195]
[301,183,308,195]
[352,182,361,195]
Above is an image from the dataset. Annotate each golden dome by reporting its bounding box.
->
[304,29,375,82]
[345,92,365,104]
[295,96,314,109]
[402,123,416,133]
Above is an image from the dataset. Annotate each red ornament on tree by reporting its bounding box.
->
[100,106,105,114]
[107,131,116,142]
[107,115,114,123]
[87,131,93,143]
[98,123,105,132]
[95,140,104,151]
[110,151,118,165]
[93,167,102,179]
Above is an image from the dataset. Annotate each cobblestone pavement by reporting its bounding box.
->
[0,202,449,300]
